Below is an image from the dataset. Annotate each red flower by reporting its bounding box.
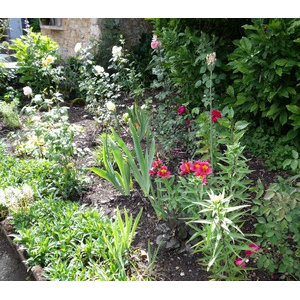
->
[186,120,191,128]
[149,169,157,177]
[245,243,261,257]
[179,161,192,176]
[152,159,162,169]
[177,105,186,115]
[157,166,171,178]
[197,175,208,185]
[235,258,246,268]
[212,109,221,123]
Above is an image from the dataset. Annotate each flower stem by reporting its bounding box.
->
[209,69,214,177]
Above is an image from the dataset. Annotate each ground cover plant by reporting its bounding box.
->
[1,18,300,281]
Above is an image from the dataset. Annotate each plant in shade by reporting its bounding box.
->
[253,175,300,279]
[89,133,132,196]
[187,190,251,280]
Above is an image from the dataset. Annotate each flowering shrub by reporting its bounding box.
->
[9,29,64,95]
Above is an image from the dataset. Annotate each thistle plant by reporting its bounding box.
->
[206,52,217,176]
[188,190,251,280]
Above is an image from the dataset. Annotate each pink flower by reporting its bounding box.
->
[179,161,192,176]
[152,159,162,169]
[246,243,261,257]
[149,169,157,177]
[235,258,246,268]
[157,166,171,178]
[177,105,186,115]
[151,35,162,49]
[212,110,221,123]
[192,161,212,177]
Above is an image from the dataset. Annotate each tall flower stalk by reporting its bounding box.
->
[206,52,217,176]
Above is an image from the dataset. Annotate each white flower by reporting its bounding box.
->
[112,46,122,60]
[46,55,55,64]
[106,101,116,111]
[141,104,147,110]
[74,42,82,53]
[41,58,48,67]
[94,65,104,75]
[22,184,34,200]
[23,86,32,97]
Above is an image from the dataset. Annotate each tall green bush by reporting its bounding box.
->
[226,19,300,132]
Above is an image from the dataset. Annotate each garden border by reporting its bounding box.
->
[0,221,46,281]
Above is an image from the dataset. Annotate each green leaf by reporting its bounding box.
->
[274,59,287,67]
[275,68,282,76]
[279,111,287,125]
[251,206,259,214]
[236,94,248,105]
[266,230,274,237]
[282,159,292,168]
[226,86,234,97]
[292,150,299,159]
[257,217,266,224]
[195,80,202,88]
[240,37,252,52]
[286,105,300,115]
[235,120,249,130]
[264,191,275,200]
[291,160,298,170]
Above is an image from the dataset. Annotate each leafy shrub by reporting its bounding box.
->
[0,100,21,128]
[12,197,142,281]
[243,124,300,172]
[9,29,64,94]
[227,18,300,132]
[253,176,300,279]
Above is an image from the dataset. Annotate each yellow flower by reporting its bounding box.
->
[42,58,48,67]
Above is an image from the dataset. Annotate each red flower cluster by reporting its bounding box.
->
[149,159,171,178]
[179,160,212,185]
[235,243,261,268]
[212,109,221,123]
[177,105,186,115]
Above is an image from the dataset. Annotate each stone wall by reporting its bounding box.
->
[40,18,152,58]
[41,18,101,58]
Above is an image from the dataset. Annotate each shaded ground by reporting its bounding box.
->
[0,230,29,281]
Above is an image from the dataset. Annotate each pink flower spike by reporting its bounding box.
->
[235,258,246,268]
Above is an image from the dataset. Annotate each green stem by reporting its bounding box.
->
[209,69,214,177]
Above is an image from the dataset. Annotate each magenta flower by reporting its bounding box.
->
[149,169,157,177]
[179,161,192,176]
[245,243,261,257]
[235,258,246,268]
[177,105,186,115]
[157,166,171,178]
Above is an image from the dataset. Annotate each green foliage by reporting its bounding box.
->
[0,100,21,128]
[126,103,151,142]
[111,121,156,197]
[188,190,251,280]
[9,29,64,94]
[253,176,300,279]
[243,124,300,172]
[227,19,300,131]
[11,197,142,281]
[0,144,84,200]
[89,133,132,196]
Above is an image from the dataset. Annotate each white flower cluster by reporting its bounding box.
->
[112,46,122,61]
[0,184,34,210]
